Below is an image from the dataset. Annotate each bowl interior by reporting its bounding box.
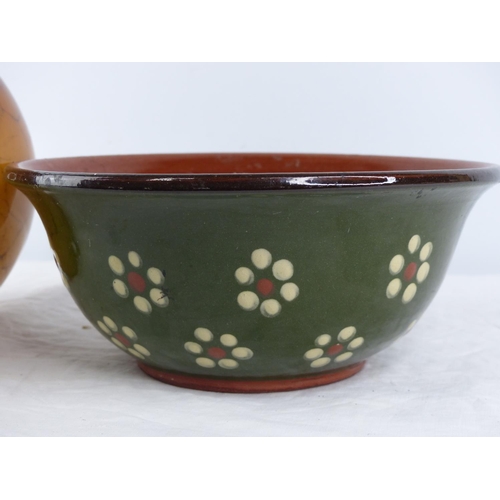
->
[9,153,497,176]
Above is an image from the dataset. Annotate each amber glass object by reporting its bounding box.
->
[0,78,34,285]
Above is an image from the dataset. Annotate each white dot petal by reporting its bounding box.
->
[237,291,259,311]
[405,320,418,333]
[128,348,145,359]
[128,251,142,268]
[315,334,332,347]
[232,347,253,360]
[220,334,238,347]
[196,357,216,368]
[61,273,69,289]
[334,352,353,363]
[402,283,417,304]
[147,267,165,285]
[416,262,430,283]
[103,316,118,331]
[122,326,138,341]
[311,357,331,368]
[389,254,405,275]
[134,296,152,314]
[338,326,356,342]
[185,341,203,354]
[251,248,272,270]
[408,235,421,254]
[133,344,150,356]
[219,359,239,369]
[304,348,324,361]
[108,256,124,275]
[272,259,294,281]
[260,299,282,318]
[347,337,364,350]
[420,242,433,261]
[235,267,254,285]
[150,288,169,307]
[113,279,129,298]
[97,321,111,335]
[314,333,332,347]
[111,338,127,350]
[280,282,299,302]
[386,278,402,298]
[194,327,213,342]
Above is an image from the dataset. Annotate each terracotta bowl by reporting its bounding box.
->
[5,154,499,392]
[0,79,34,286]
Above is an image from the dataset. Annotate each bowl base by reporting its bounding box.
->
[137,361,365,393]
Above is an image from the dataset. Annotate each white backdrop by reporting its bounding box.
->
[1,63,499,274]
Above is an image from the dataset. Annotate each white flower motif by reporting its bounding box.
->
[303,326,365,368]
[108,251,169,314]
[235,248,299,318]
[184,327,254,369]
[386,235,433,304]
[96,316,151,360]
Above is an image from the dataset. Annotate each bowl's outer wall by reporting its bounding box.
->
[0,80,34,286]
[20,180,491,379]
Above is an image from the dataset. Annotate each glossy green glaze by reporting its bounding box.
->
[16,181,490,379]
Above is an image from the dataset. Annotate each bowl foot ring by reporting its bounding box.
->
[137,361,366,393]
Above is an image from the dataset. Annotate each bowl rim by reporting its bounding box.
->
[6,153,500,191]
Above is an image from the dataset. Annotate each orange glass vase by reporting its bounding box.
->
[0,78,34,285]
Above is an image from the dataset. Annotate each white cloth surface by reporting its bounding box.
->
[0,261,499,436]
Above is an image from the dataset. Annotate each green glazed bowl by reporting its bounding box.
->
[6,154,500,392]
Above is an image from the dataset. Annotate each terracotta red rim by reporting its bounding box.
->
[137,361,366,393]
[6,153,500,191]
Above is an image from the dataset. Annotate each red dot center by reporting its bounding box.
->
[404,262,417,281]
[114,333,131,347]
[128,272,146,293]
[208,347,226,359]
[327,344,344,356]
[256,278,274,296]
